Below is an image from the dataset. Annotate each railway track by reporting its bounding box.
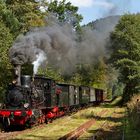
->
[58,109,108,140]
[89,108,120,140]
[0,107,91,140]
[0,123,47,140]
[0,107,122,140]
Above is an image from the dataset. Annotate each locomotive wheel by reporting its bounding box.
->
[3,117,10,132]
[48,119,53,123]
[45,118,48,124]
[45,118,52,124]
[25,120,32,128]
[41,115,45,124]
[26,115,36,128]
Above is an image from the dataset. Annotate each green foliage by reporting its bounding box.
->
[110,96,122,106]
[69,73,83,85]
[38,66,64,82]
[0,0,46,101]
[109,14,140,102]
[126,95,140,138]
[112,82,124,98]
[47,0,83,30]
[21,64,33,75]
[91,58,108,89]
[0,0,20,36]
[0,21,13,101]
[68,57,109,89]
[5,0,45,34]
[0,0,123,103]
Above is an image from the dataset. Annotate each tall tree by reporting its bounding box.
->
[0,0,20,36]
[5,0,45,34]
[109,14,140,102]
[69,57,108,88]
[47,0,83,30]
[0,0,46,101]
[0,21,13,101]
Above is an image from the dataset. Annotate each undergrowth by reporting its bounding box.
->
[125,94,140,139]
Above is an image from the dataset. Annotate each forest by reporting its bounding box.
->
[0,0,140,103]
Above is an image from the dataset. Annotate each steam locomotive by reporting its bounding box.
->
[0,65,105,131]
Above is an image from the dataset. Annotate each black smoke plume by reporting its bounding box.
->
[9,15,120,75]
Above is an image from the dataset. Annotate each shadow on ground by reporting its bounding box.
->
[84,108,125,140]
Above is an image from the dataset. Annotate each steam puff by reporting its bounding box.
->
[32,51,47,74]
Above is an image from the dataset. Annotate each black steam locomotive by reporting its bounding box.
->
[0,69,105,131]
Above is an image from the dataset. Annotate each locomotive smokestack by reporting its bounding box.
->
[13,64,21,86]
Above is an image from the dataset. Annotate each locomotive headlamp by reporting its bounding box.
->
[24,103,29,108]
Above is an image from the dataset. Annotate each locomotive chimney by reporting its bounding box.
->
[13,64,21,86]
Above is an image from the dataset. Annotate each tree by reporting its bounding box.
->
[0,21,13,101]
[68,57,108,88]
[109,14,140,102]
[38,66,64,82]
[47,0,83,30]
[0,0,46,101]
[5,0,45,34]
[0,0,20,36]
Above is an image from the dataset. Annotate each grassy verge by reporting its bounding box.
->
[10,97,126,140]
[98,95,140,140]
[124,94,140,140]
[124,120,140,140]
[11,107,109,140]
[78,107,125,140]
[11,116,86,140]
[110,96,122,106]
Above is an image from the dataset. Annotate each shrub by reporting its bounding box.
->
[127,94,140,130]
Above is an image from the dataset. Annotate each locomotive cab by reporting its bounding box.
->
[33,75,56,108]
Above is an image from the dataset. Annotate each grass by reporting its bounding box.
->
[78,107,125,140]
[10,99,126,140]
[10,107,108,139]
[98,94,140,140]
[124,94,140,140]
[124,121,140,140]
[11,107,104,140]
[110,96,122,106]
[11,117,87,140]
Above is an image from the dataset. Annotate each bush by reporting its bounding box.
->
[127,94,140,130]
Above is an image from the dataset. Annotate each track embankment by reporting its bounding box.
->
[0,105,125,140]
[59,109,108,140]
